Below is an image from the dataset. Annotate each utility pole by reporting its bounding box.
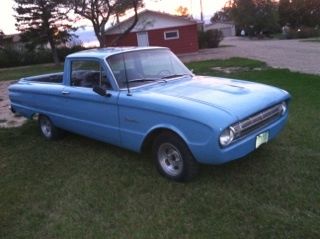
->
[200,0,204,31]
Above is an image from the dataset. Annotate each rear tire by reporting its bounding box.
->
[152,132,199,182]
[38,115,64,140]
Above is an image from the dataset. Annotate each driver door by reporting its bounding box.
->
[60,58,120,145]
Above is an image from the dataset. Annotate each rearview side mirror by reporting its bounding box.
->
[93,86,111,97]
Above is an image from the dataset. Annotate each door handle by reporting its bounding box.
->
[61,91,70,95]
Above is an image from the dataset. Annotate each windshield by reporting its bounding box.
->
[106,49,192,89]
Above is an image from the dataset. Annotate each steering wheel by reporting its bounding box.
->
[157,70,171,77]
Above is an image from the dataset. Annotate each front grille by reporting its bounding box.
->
[232,103,284,139]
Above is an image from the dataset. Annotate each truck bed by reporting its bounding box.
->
[23,72,63,84]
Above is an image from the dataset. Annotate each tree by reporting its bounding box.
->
[279,0,320,28]
[176,6,189,17]
[0,30,4,42]
[14,0,75,65]
[226,0,279,36]
[0,30,4,49]
[306,0,320,27]
[278,0,292,26]
[71,0,143,48]
[210,10,231,23]
[111,0,144,45]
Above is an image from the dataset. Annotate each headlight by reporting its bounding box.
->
[219,127,235,146]
[281,102,287,115]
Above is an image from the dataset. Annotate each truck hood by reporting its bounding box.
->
[152,76,290,120]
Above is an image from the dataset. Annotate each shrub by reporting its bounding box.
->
[0,45,85,68]
[206,29,224,48]
[0,46,25,67]
[198,30,208,49]
[284,27,320,39]
[198,29,224,49]
[57,45,84,61]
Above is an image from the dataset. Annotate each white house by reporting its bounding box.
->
[204,22,236,37]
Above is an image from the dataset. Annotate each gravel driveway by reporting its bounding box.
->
[179,37,320,75]
[0,81,27,128]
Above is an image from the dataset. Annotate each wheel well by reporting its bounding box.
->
[141,128,183,153]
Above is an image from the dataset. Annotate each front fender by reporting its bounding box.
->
[118,104,217,155]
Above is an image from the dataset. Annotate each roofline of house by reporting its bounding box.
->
[104,9,198,35]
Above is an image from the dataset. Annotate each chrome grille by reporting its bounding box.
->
[232,103,284,139]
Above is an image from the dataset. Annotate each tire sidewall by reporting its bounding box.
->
[38,115,62,140]
[152,132,198,182]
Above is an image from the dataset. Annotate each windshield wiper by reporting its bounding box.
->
[161,74,190,79]
[128,78,157,83]
[128,78,167,83]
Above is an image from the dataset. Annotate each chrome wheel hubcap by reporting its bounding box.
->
[40,118,52,138]
[158,143,183,177]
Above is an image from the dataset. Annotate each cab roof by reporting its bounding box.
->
[67,46,167,59]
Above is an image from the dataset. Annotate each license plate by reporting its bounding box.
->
[256,132,269,148]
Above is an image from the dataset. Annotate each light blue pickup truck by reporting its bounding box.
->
[9,47,290,181]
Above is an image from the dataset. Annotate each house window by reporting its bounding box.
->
[164,30,179,40]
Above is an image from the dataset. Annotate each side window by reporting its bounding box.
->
[71,60,111,89]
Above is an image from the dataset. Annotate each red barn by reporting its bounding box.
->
[104,10,199,54]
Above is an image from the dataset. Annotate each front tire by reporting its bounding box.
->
[152,132,199,182]
[38,115,64,140]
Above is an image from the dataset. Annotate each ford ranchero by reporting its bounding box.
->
[9,47,291,181]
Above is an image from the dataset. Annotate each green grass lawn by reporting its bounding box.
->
[1,59,320,238]
[0,64,63,82]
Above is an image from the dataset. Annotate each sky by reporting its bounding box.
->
[0,0,228,44]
